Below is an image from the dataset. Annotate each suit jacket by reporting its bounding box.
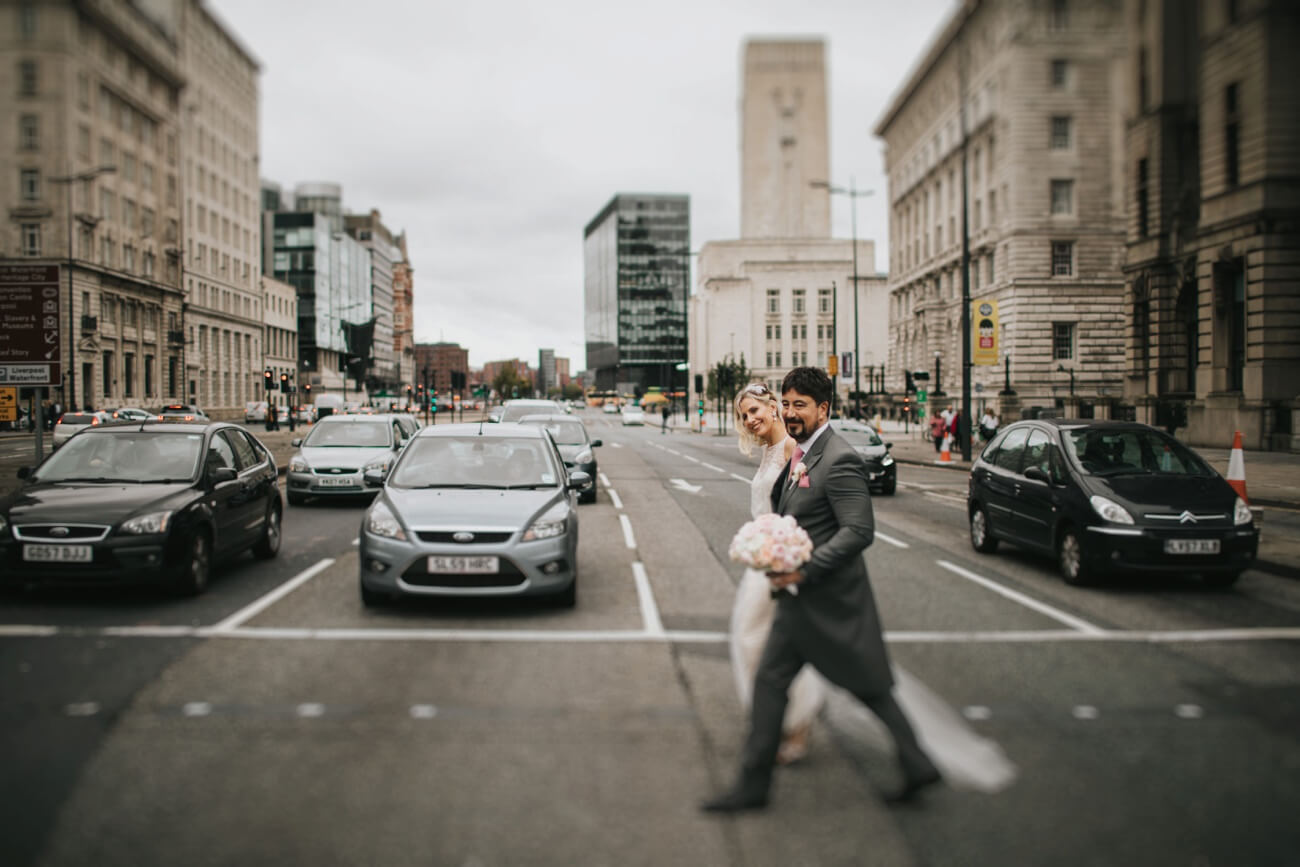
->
[769,426,894,697]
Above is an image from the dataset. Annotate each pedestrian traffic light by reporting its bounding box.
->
[697,398,704,417]
[430,391,438,413]
[279,372,290,393]
[264,369,274,390]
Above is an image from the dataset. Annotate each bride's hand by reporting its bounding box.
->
[767,570,804,589]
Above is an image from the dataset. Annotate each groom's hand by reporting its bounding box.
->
[767,570,804,590]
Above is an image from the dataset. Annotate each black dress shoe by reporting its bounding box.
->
[700,789,769,813]
[882,769,942,806]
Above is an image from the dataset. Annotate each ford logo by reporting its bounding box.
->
[50,526,70,537]
[453,532,474,543]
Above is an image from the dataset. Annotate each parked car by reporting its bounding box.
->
[1,421,281,595]
[358,422,587,607]
[244,401,268,423]
[52,411,111,449]
[621,406,645,426]
[602,402,620,414]
[830,419,896,495]
[967,419,1258,587]
[518,413,601,503]
[286,414,406,505]
[109,407,154,422]
[156,404,210,423]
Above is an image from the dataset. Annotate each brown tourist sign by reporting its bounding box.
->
[0,264,61,387]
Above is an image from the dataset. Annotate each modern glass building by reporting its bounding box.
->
[583,193,690,394]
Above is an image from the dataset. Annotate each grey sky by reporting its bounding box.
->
[213,0,955,370]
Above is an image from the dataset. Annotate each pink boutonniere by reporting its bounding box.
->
[790,461,810,488]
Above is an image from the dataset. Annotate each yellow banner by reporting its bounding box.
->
[973,299,999,365]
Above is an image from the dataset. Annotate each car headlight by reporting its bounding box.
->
[1233,497,1253,526]
[364,457,391,473]
[365,500,406,540]
[289,456,309,472]
[523,504,569,541]
[574,450,593,464]
[881,454,894,467]
[120,510,173,535]
[1089,494,1134,525]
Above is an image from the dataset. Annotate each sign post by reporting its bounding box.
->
[0,265,61,464]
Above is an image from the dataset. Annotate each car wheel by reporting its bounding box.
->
[253,502,281,559]
[879,476,897,496]
[1057,525,1091,586]
[1202,570,1241,589]
[969,504,999,553]
[175,528,212,597]
[360,582,389,607]
[287,491,306,506]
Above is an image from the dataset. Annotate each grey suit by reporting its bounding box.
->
[738,426,935,795]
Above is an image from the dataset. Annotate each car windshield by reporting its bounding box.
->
[303,421,392,448]
[35,432,203,483]
[522,419,587,445]
[389,436,559,489]
[499,404,552,423]
[1063,427,1214,477]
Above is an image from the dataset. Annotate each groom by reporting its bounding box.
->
[703,366,940,812]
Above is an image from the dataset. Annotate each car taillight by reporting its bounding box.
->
[91,417,100,425]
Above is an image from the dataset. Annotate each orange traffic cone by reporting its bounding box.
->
[1227,430,1248,502]
[938,433,952,464]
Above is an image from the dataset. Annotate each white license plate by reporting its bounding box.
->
[1164,538,1221,555]
[428,556,499,574]
[24,544,93,562]
[317,476,357,487]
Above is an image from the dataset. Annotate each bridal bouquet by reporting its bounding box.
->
[729,513,814,574]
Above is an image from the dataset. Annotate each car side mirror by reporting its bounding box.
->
[17,466,31,480]
[591,439,602,448]
[363,468,386,488]
[566,471,591,490]
[884,442,893,450]
[291,438,302,447]
[210,466,237,485]
[1023,466,1051,484]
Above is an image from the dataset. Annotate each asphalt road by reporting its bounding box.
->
[2,412,1298,866]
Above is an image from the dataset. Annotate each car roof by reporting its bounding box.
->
[517,413,582,422]
[1008,418,1163,433]
[413,421,547,440]
[78,419,231,433]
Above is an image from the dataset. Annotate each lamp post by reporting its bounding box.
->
[812,179,874,417]
[933,350,943,397]
[49,165,116,411]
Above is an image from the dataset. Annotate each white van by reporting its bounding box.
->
[313,393,344,420]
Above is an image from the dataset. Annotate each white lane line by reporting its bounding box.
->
[874,531,910,548]
[607,489,624,510]
[619,514,637,549]
[631,561,665,636]
[296,702,326,718]
[700,462,726,474]
[963,705,993,721]
[729,473,751,484]
[209,558,336,633]
[64,702,100,717]
[1174,704,1204,719]
[1071,705,1100,720]
[610,442,623,449]
[936,560,1105,635]
[409,704,439,719]
[351,537,359,546]
[924,492,966,507]
[665,448,682,457]
[182,701,213,717]
[598,472,611,488]
[681,454,701,464]
[0,625,59,637]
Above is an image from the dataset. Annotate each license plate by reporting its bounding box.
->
[24,544,93,562]
[428,556,499,574]
[1164,538,1221,555]
[317,476,357,487]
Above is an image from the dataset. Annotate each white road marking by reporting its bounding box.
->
[924,492,967,507]
[65,702,100,717]
[631,561,665,636]
[665,448,682,457]
[619,514,637,549]
[209,558,336,632]
[963,705,993,721]
[700,462,726,473]
[1072,705,1100,720]
[296,702,326,718]
[598,472,611,488]
[609,442,623,449]
[669,478,703,494]
[874,531,910,548]
[182,702,213,717]
[936,560,1106,635]
[1175,704,1204,719]
[0,625,58,637]
[681,454,701,464]
[730,473,751,484]
[409,704,439,719]
[607,489,624,510]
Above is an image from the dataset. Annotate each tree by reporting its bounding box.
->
[492,366,528,401]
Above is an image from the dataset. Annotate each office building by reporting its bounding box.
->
[344,210,401,392]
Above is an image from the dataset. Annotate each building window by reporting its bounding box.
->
[988,190,997,226]
[818,287,832,314]
[972,256,981,291]
[1049,0,1069,31]
[18,1,36,39]
[988,250,995,283]
[20,223,40,256]
[1225,83,1240,188]
[19,114,38,150]
[1051,59,1068,88]
[1052,322,1075,360]
[1050,116,1072,150]
[766,289,780,314]
[1052,241,1074,276]
[1050,179,1074,215]
[792,289,806,314]
[19,168,39,201]
[124,353,135,398]
[1136,159,1149,238]
[1138,47,1148,112]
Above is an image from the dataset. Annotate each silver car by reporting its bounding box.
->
[358,423,589,607]
[286,414,407,505]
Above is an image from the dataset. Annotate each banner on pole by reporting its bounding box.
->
[973,299,999,365]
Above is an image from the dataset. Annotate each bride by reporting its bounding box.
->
[729,382,825,764]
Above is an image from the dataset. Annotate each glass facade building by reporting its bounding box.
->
[583,193,690,393]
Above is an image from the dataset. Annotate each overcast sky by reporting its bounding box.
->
[213,0,955,370]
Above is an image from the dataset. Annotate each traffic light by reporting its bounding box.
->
[304,383,311,397]
[694,373,704,394]
[279,372,290,393]
[697,398,704,417]
[430,390,438,414]
[264,369,274,390]
[903,395,911,415]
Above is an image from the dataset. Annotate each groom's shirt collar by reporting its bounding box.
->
[797,420,831,455]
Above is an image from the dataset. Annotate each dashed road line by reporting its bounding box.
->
[409,704,438,719]
[874,531,909,548]
[700,462,726,474]
[729,473,751,484]
[1072,705,1100,720]
[598,472,611,488]
[64,702,100,717]
[681,454,700,464]
[924,492,967,507]
[631,561,665,636]
[607,489,624,510]
[618,514,637,549]
[936,560,1106,635]
[609,442,623,449]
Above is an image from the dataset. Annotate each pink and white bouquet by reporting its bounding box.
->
[729,513,814,574]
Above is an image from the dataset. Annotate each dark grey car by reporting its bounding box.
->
[517,413,601,503]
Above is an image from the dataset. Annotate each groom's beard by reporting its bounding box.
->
[784,415,811,442]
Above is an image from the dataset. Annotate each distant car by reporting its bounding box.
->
[109,407,154,422]
[620,406,645,426]
[244,401,268,423]
[967,419,1259,587]
[1,421,281,595]
[496,399,566,424]
[156,404,210,423]
[830,419,896,495]
[358,422,588,608]
[518,413,601,504]
[52,411,111,448]
[286,414,406,505]
[602,402,619,414]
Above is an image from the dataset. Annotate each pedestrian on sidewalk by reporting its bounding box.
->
[930,411,946,453]
[661,404,669,434]
[979,409,998,442]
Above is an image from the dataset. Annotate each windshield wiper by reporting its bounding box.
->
[405,483,506,489]
[503,484,554,490]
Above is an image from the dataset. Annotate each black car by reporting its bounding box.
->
[830,419,897,495]
[517,413,601,503]
[967,419,1258,587]
[0,421,282,595]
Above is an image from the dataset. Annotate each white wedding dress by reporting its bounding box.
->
[728,436,824,733]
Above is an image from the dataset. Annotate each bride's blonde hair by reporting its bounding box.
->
[734,382,782,457]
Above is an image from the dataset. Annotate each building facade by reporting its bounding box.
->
[537,348,556,396]
[412,342,468,394]
[344,209,400,393]
[1122,0,1300,450]
[876,0,1129,421]
[2,0,186,411]
[390,232,414,393]
[261,272,296,393]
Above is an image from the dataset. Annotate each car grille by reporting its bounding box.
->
[416,530,513,544]
[13,523,111,541]
[401,559,527,587]
[312,467,358,475]
[1143,511,1228,526]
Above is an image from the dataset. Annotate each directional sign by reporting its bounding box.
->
[669,478,702,494]
[0,386,16,422]
[0,264,60,386]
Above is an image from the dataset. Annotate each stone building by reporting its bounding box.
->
[261,272,296,394]
[1122,0,1300,450]
[1,0,186,411]
[690,39,886,408]
[875,0,1129,422]
[391,232,415,393]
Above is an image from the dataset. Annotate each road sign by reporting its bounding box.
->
[0,264,61,386]
[917,388,928,404]
[0,386,16,422]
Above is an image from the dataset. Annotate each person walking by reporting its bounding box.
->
[929,410,946,453]
[979,409,998,442]
[703,367,940,813]
[661,404,670,434]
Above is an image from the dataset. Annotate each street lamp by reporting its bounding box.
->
[811,179,874,418]
[49,164,116,411]
[933,350,944,397]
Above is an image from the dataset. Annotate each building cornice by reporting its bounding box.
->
[874,0,978,137]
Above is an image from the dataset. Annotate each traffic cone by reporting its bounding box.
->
[1227,430,1248,502]
[938,433,952,464]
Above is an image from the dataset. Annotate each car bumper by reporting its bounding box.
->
[359,532,576,599]
[1083,524,1259,573]
[0,536,177,587]
[287,469,371,497]
[865,462,896,488]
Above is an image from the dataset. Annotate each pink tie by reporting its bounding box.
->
[790,447,804,478]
